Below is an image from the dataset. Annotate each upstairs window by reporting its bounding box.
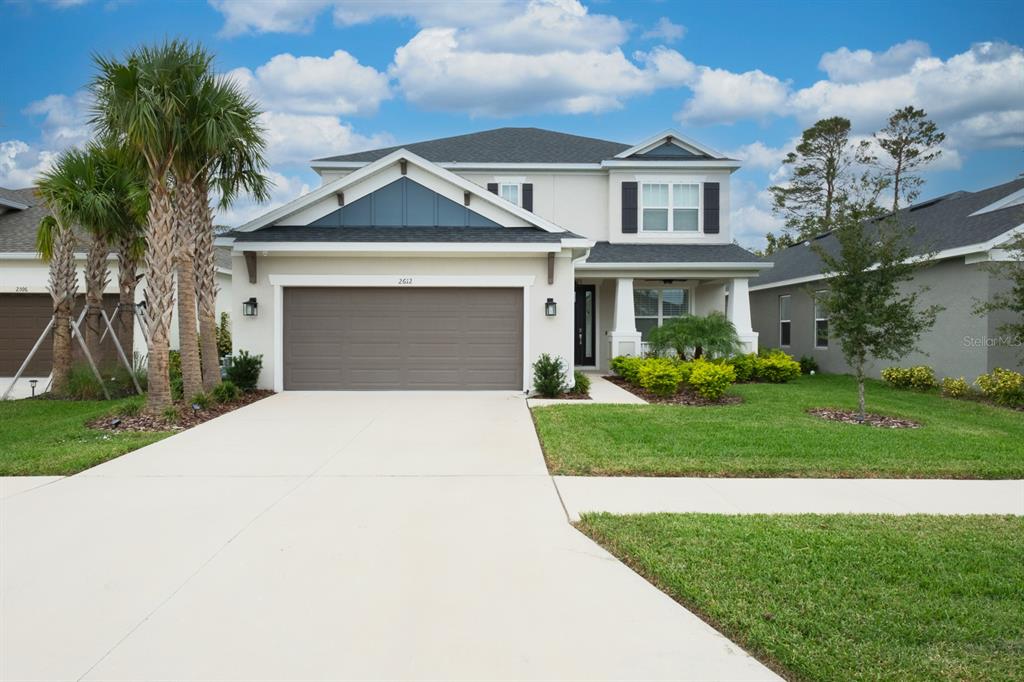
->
[641,183,700,232]
[814,291,829,348]
[634,287,690,340]
[779,295,791,347]
[499,183,520,206]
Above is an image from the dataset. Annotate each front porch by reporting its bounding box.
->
[572,276,759,370]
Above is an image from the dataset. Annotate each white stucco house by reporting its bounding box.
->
[219,128,771,392]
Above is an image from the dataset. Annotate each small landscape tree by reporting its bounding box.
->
[813,209,941,420]
[974,231,1024,360]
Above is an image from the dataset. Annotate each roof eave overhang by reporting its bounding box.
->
[613,129,729,160]
[224,240,591,255]
[577,261,773,271]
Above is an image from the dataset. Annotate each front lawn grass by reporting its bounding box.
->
[0,398,171,475]
[533,374,1024,478]
[578,513,1024,682]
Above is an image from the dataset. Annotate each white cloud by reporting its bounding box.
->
[789,42,1024,143]
[22,91,93,149]
[642,17,685,43]
[818,40,930,83]
[215,169,313,227]
[729,178,784,249]
[258,111,392,165]
[391,28,692,115]
[678,67,790,125]
[725,141,789,171]
[455,0,629,54]
[949,110,1024,149]
[0,140,58,188]
[210,0,331,36]
[226,50,391,117]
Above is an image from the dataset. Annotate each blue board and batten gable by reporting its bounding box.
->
[308,177,501,228]
[633,142,711,160]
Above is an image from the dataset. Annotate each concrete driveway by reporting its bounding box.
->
[1,392,777,681]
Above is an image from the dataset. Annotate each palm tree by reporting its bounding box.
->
[90,40,214,413]
[648,312,742,360]
[35,151,97,394]
[184,79,269,391]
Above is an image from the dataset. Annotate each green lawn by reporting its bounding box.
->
[0,398,171,475]
[533,374,1024,478]
[578,513,1024,682]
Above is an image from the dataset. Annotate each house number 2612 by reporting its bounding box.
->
[397,277,413,285]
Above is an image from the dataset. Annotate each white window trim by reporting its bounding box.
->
[494,176,525,208]
[779,294,791,348]
[639,181,702,233]
[814,290,829,349]
[634,283,693,335]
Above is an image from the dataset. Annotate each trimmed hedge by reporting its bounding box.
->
[881,365,937,391]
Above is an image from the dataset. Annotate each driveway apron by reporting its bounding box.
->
[1,392,777,681]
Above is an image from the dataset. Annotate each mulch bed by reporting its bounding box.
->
[87,390,274,432]
[604,375,742,406]
[808,407,921,429]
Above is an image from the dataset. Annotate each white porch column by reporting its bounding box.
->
[609,277,643,358]
[727,277,758,353]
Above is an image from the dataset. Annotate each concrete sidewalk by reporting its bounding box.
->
[527,371,646,406]
[554,476,1024,521]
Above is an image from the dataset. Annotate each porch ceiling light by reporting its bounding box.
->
[243,297,258,317]
[545,298,557,317]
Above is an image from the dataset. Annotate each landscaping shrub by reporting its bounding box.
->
[216,312,232,358]
[118,397,144,416]
[975,368,1024,407]
[532,353,568,397]
[190,392,213,409]
[728,353,759,382]
[226,350,263,391]
[637,358,685,397]
[799,355,819,374]
[162,405,180,423]
[687,359,736,401]
[941,376,971,399]
[647,312,741,360]
[65,364,106,400]
[570,370,591,396]
[212,380,241,403]
[882,365,937,391]
[610,356,645,384]
[756,350,802,383]
[171,375,184,401]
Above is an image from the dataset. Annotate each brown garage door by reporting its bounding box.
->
[0,293,120,375]
[283,287,523,390]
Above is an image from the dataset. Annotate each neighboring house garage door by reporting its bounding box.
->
[283,287,523,390]
[0,293,119,375]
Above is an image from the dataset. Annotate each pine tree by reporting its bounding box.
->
[860,106,945,212]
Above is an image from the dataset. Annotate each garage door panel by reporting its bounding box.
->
[283,287,523,390]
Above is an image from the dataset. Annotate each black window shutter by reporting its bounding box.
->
[621,181,638,233]
[704,182,720,234]
[487,182,498,194]
[522,183,533,211]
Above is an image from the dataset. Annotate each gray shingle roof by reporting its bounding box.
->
[230,225,570,243]
[1,185,233,272]
[585,241,763,264]
[315,127,630,164]
[754,178,1024,287]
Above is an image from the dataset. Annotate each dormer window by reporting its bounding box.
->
[499,182,520,206]
[641,182,700,232]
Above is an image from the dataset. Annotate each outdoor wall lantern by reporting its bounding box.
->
[545,298,557,317]
[242,297,259,317]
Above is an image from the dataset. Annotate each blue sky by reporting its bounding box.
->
[1,0,1022,248]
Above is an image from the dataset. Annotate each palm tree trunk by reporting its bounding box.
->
[84,236,110,362]
[174,183,204,400]
[144,181,176,414]
[48,224,78,395]
[115,235,139,362]
[194,181,221,391]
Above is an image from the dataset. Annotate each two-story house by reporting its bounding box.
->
[220,128,770,391]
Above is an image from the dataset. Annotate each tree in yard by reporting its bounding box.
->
[859,106,945,212]
[813,209,941,420]
[90,40,214,414]
[974,231,1024,360]
[174,75,269,394]
[34,212,78,395]
[760,230,797,256]
[770,117,863,241]
[647,312,742,360]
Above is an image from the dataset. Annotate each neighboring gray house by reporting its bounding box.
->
[750,178,1024,380]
